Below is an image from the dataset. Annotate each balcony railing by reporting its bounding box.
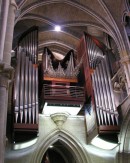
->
[43,84,85,105]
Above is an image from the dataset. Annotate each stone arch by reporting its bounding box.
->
[30,129,90,163]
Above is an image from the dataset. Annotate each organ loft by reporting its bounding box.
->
[1,1,130,163]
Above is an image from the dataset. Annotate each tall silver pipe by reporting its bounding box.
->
[92,46,98,69]
[32,65,36,124]
[97,65,108,125]
[101,60,111,125]
[29,33,31,59]
[28,60,32,123]
[87,37,92,67]
[104,55,116,111]
[24,56,29,123]
[98,62,108,109]
[35,67,39,124]
[114,111,119,125]
[14,50,21,123]
[98,62,108,125]
[92,72,101,125]
[19,51,25,123]
[95,67,104,125]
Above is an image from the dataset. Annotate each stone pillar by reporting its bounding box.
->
[0,63,14,163]
[0,0,10,61]
[3,0,17,65]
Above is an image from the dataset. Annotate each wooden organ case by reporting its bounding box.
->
[77,33,120,142]
[13,26,39,141]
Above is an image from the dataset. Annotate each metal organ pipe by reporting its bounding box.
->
[19,51,25,123]
[32,65,36,124]
[104,55,117,125]
[104,55,116,111]
[98,63,108,125]
[28,61,32,124]
[13,26,39,136]
[101,60,111,125]
[92,72,101,125]
[14,51,21,123]
[35,67,39,124]
[93,71,102,124]
[96,65,105,125]
[24,56,29,124]
[85,35,119,127]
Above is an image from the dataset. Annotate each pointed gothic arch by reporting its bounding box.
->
[30,129,90,163]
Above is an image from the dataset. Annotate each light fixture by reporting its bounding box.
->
[54,25,61,32]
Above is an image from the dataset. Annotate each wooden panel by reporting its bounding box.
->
[44,76,78,83]
[99,125,120,133]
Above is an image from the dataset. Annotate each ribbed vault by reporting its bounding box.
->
[14,0,129,58]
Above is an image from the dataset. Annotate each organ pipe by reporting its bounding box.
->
[14,26,39,128]
[92,73,101,125]
[85,34,119,127]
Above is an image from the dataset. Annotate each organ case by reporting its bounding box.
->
[13,26,39,139]
[77,33,120,142]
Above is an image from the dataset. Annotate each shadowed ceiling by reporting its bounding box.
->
[14,0,125,56]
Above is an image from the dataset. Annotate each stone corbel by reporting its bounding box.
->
[50,112,70,129]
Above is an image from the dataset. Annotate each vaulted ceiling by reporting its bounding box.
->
[13,0,126,56]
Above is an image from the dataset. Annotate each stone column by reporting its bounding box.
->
[0,63,14,163]
[0,0,10,61]
[3,0,17,65]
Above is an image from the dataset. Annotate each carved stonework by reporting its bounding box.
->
[112,67,128,106]
[0,63,14,88]
[50,112,70,128]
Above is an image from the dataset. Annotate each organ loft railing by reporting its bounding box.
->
[77,33,120,141]
[13,26,39,140]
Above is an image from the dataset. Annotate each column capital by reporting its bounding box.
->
[0,62,14,88]
[120,56,130,64]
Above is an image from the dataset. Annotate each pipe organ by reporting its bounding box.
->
[13,27,39,139]
[77,33,120,139]
[43,47,81,79]
[40,47,85,112]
